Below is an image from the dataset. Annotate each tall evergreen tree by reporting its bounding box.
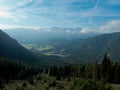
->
[101,53,112,83]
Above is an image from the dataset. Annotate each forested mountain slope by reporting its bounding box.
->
[0,30,39,62]
[53,32,120,62]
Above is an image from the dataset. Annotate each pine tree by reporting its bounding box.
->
[101,53,112,83]
[85,65,92,79]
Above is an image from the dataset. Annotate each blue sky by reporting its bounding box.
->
[0,0,120,33]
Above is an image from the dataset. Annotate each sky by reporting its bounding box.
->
[0,0,120,33]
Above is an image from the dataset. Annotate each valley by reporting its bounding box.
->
[0,29,120,90]
[19,32,120,64]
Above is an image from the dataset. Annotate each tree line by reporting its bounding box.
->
[0,58,42,84]
[48,53,120,84]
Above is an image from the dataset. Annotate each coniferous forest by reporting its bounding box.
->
[48,54,120,84]
[0,54,120,90]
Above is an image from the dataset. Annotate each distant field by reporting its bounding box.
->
[22,44,36,50]
[22,44,54,51]
[37,45,55,51]
[22,44,67,57]
[45,52,67,57]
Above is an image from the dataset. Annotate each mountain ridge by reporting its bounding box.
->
[58,32,120,62]
[3,28,98,44]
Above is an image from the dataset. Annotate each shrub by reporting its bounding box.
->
[57,84,64,89]
[27,77,34,85]
[37,75,41,80]
[22,82,27,87]
[71,79,112,90]
[49,80,56,87]
[46,86,49,90]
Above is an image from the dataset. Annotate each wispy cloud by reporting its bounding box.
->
[0,6,13,18]
[0,0,119,29]
[17,0,33,7]
[89,0,101,24]
[0,24,40,29]
[24,12,62,25]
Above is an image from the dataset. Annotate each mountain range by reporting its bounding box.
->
[3,28,98,44]
[0,29,120,64]
[18,32,120,63]
[48,32,120,63]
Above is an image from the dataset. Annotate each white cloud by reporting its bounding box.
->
[66,30,70,32]
[99,20,120,33]
[80,28,92,33]
[79,20,120,34]
[0,24,40,29]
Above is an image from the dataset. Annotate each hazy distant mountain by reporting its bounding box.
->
[50,32,120,62]
[0,30,38,62]
[2,28,120,64]
[3,28,98,44]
